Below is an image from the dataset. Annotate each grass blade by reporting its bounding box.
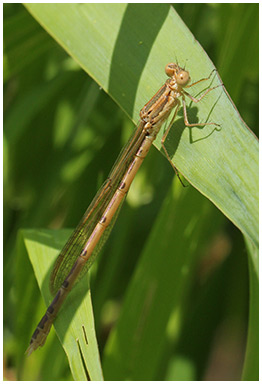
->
[22,229,103,381]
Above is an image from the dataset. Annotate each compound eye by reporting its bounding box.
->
[177,70,190,86]
[165,63,176,77]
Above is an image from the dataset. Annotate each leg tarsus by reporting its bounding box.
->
[185,68,218,89]
[184,84,222,104]
[160,106,188,187]
[182,95,220,128]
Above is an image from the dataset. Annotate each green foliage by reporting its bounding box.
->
[4,3,258,380]
[21,229,103,380]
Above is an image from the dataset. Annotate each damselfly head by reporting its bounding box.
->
[165,63,190,87]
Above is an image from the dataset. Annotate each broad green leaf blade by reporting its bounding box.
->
[22,229,103,381]
[25,3,258,267]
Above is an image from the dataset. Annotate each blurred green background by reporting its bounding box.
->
[3,3,258,380]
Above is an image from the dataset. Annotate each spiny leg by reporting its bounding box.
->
[185,68,218,89]
[183,84,222,104]
[161,102,187,187]
[182,94,220,128]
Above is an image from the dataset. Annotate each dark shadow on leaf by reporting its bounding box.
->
[160,90,223,162]
[108,4,169,117]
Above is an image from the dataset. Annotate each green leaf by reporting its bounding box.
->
[22,229,103,381]
[24,2,258,264]
[241,237,259,380]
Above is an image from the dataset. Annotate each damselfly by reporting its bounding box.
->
[27,62,221,355]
